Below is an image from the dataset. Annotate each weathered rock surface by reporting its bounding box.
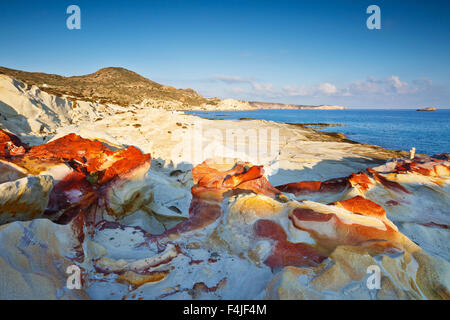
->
[0,139,448,299]
[0,74,448,300]
[0,129,154,224]
[0,218,89,299]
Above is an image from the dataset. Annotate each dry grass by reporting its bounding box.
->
[0,66,213,108]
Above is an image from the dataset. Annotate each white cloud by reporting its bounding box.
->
[209,74,442,106]
[281,83,337,97]
[212,75,253,84]
[346,76,421,96]
[318,82,338,95]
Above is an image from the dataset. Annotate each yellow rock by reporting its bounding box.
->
[264,266,319,300]
[330,246,377,281]
[413,251,450,300]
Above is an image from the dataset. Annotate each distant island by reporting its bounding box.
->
[417,107,437,111]
[248,101,347,110]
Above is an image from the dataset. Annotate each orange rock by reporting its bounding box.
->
[12,133,150,184]
[158,160,282,240]
[0,129,27,157]
[334,196,385,219]
[333,196,399,231]
[276,181,322,194]
[99,145,151,185]
[348,172,373,191]
[20,133,111,174]
[290,202,418,255]
[119,270,169,287]
[276,177,350,195]
[192,160,280,202]
[0,133,151,224]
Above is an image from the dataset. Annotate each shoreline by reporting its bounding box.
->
[0,74,407,184]
[1,74,449,300]
[183,109,448,157]
[183,111,409,159]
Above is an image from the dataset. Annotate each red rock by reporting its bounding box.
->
[276,177,350,196]
[160,197,222,237]
[291,208,333,222]
[276,181,322,194]
[253,219,326,268]
[157,160,282,240]
[420,222,449,229]
[388,158,450,177]
[367,168,411,194]
[348,172,372,191]
[0,129,27,157]
[290,204,415,255]
[192,160,281,202]
[0,133,151,224]
[99,146,151,185]
[47,171,96,224]
[12,133,150,184]
[176,159,283,236]
[385,200,400,206]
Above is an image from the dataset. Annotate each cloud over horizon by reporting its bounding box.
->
[208,74,446,107]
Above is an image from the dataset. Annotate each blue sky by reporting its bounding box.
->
[1,0,449,108]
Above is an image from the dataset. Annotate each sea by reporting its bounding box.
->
[185,109,450,156]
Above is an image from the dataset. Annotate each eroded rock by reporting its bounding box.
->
[0,145,448,300]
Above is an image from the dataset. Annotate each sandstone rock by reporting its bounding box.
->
[0,218,89,299]
[264,244,447,300]
[0,175,53,225]
[264,266,320,299]
[0,159,28,184]
[0,131,152,224]
[0,141,448,300]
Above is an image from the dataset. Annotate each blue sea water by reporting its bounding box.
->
[185,109,450,156]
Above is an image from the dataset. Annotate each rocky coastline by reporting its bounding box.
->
[0,73,449,300]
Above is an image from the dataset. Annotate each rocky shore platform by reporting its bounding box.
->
[0,74,448,300]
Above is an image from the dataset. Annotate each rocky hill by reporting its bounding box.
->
[0,66,214,108]
[0,66,350,111]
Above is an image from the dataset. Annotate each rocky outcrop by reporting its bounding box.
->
[265,245,450,299]
[1,65,448,300]
[0,74,120,145]
[0,129,151,224]
[0,130,448,299]
[0,174,53,225]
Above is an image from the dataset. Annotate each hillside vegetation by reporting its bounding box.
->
[0,66,214,108]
